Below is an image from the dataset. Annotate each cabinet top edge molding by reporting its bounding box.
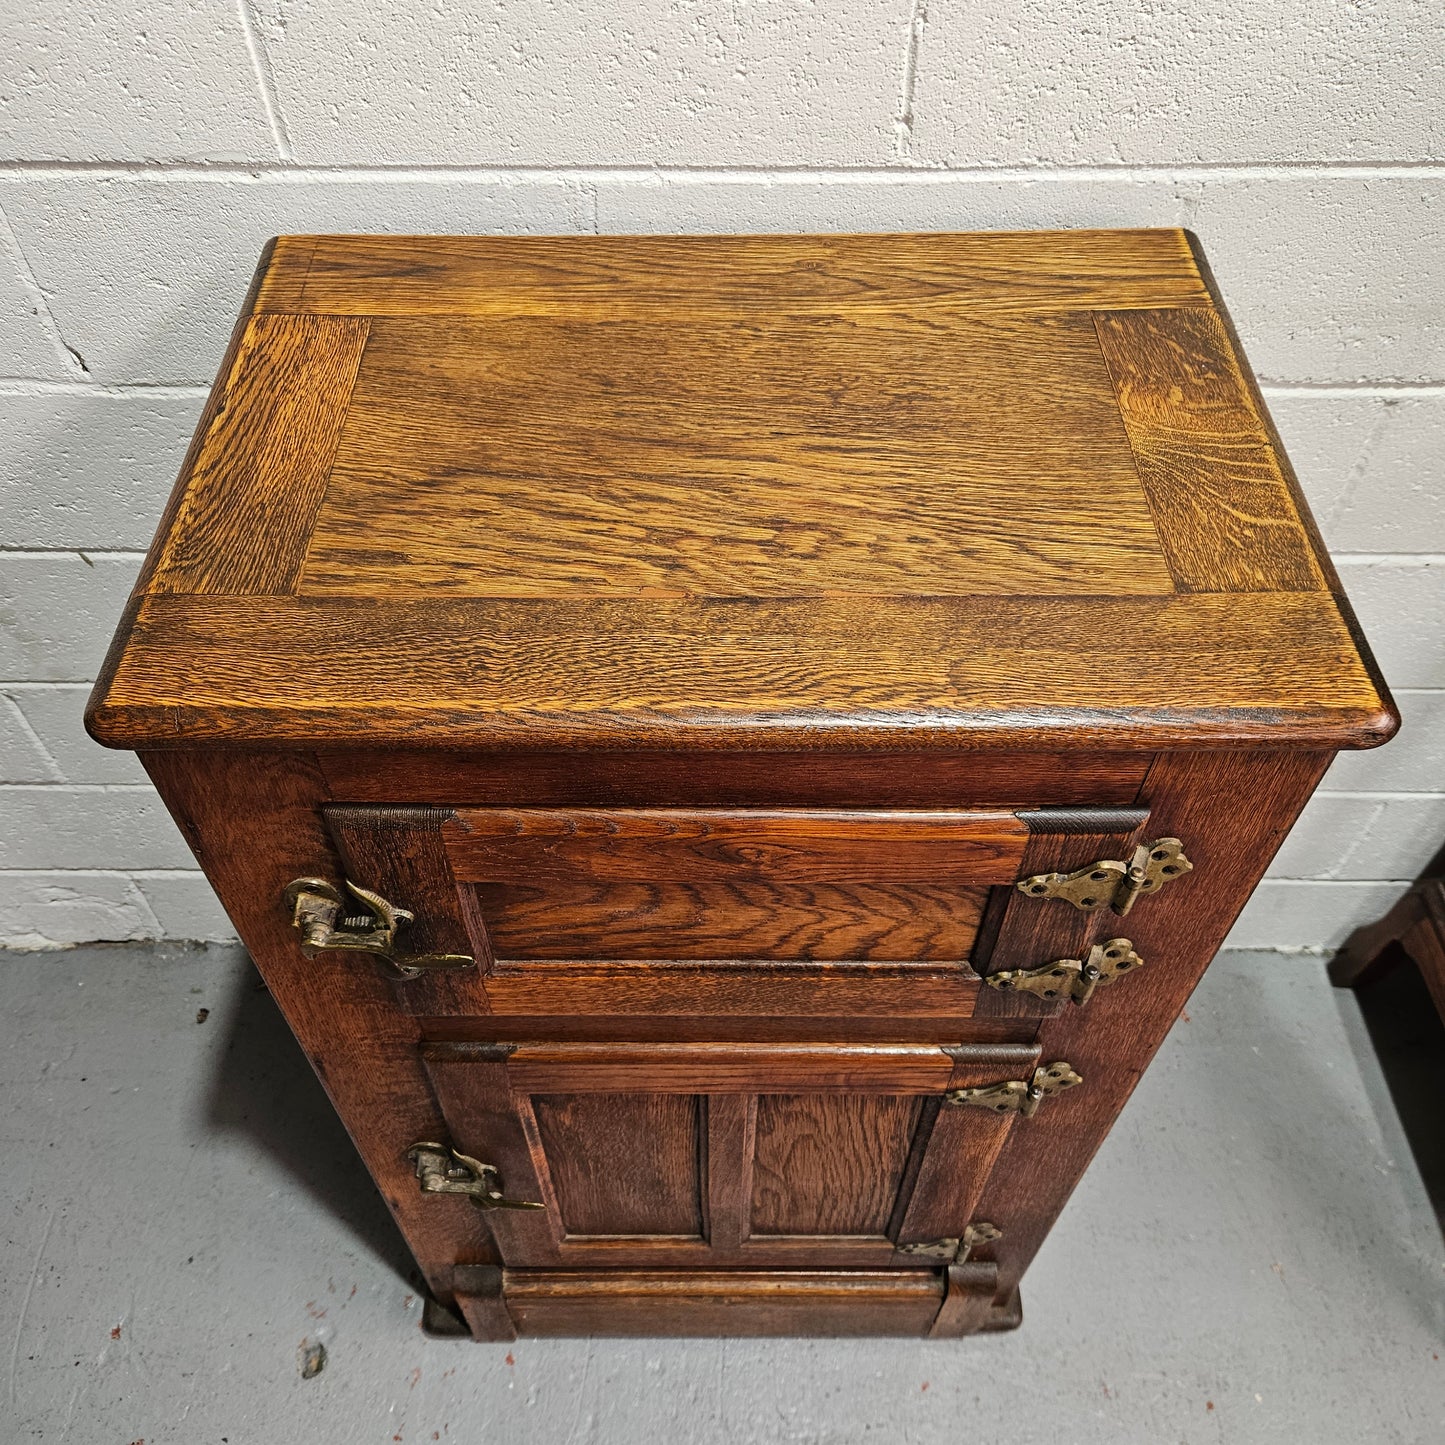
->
[87,230,1395,755]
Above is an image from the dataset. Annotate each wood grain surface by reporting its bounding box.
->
[300,311,1168,599]
[532,1093,704,1237]
[930,1261,1006,1338]
[145,314,370,596]
[89,591,1394,752]
[254,230,1212,317]
[704,1095,756,1252]
[471,879,987,962]
[496,1268,948,1337]
[442,808,1027,883]
[468,960,989,1020]
[88,230,1395,757]
[499,1041,960,1094]
[1095,307,1326,593]
[749,1094,922,1236]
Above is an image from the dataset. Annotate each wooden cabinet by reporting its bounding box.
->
[88,231,1395,1339]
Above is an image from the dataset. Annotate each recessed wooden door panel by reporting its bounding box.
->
[319,801,1153,1020]
[422,1040,1040,1270]
[471,879,988,962]
[445,807,1023,1015]
[750,1094,922,1236]
[532,1094,703,1237]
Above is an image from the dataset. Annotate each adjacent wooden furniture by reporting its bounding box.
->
[1331,859,1445,1024]
[88,231,1396,1339]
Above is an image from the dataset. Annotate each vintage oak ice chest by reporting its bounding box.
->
[88,231,1395,1339]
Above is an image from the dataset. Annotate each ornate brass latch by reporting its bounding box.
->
[406,1142,545,1212]
[283,877,473,979]
[946,1062,1081,1117]
[984,938,1143,1004]
[898,1222,1003,1262]
[1017,838,1191,915]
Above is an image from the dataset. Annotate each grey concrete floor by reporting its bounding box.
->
[2,945,1443,1445]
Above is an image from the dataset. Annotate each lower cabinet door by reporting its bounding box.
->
[421,1039,1042,1270]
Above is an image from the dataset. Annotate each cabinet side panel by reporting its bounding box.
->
[140,749,498,1303]
[973,748,1334,1302]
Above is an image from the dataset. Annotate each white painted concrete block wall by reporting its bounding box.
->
[2,1,1441,949]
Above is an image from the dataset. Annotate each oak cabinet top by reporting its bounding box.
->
[88,230,1394,754]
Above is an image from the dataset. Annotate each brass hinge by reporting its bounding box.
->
[406,1142,545,1212]
[898,1222,1003,1263]
[1017,838,1192,916]
[284,877,473,979]
[946,1062,1081,1117]
[985,938,1143,1004]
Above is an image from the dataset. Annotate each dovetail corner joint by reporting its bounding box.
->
[946,1062,1082,1117]
[985,939,1143,1004]
[1016,838,1192,916]
[899,1223,1004,1264]
[284,877,474,978]
[406,1142,545,1212]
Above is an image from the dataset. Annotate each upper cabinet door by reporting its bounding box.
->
[313,802,1161,1021]
[420,1039,1049,1271]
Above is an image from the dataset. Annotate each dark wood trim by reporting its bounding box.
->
[450,1265,517,1342]
[497,1267,949,1338]
[314,748,1154,809]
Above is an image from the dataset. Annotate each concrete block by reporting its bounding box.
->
[1324,692,1445,794]
[134,872,235,942]
[593,170,1191,235]
[593,173,1445,384]
[1,0,273,161]
[0,694,63,782]
[0,785,195,871]
[0,243,71,380]
[1335,558,1445,690]
[1,392,204,548]
[1,175,592,383]
[252,0,903,166]
[0,871,158,948]
[1224,880,1411,950]
[4,685,148,785]
[0,553,140,682]
[1269,793,1445,881]
[1267,394,1445,555]
[909,0,1443,165]
[1186,178,1445,384]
